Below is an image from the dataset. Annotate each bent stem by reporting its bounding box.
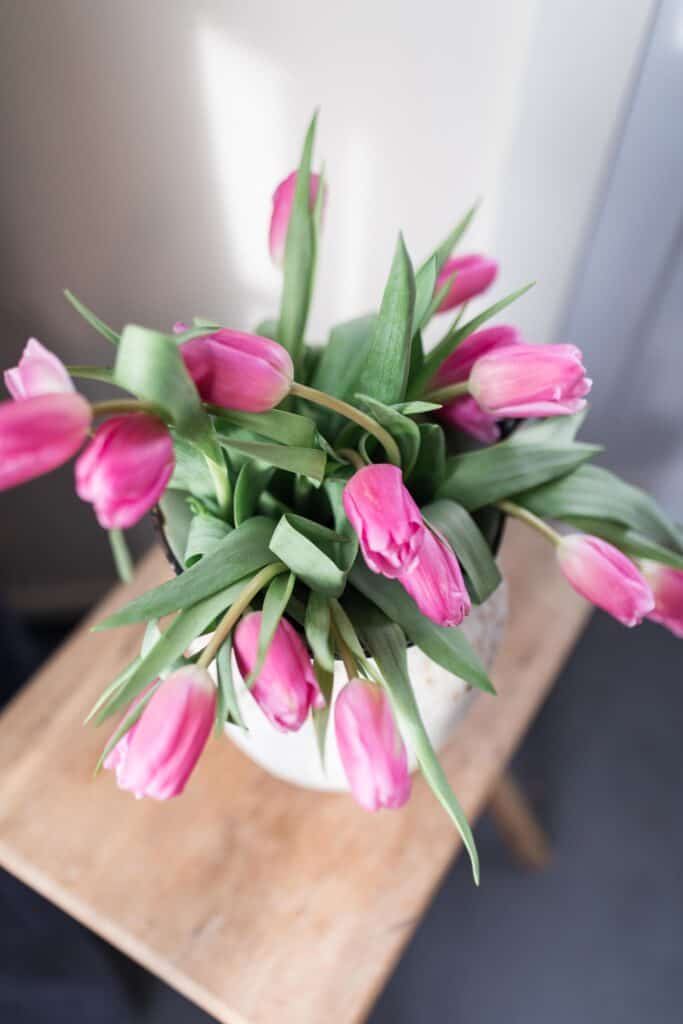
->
[91,398,164,419]
[289,381,402,467]
[337,447,366,472]
[497,499,561,547]
[424,380,471,404]
[197,562,288,670]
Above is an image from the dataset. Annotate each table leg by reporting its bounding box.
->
[488,772,552,869]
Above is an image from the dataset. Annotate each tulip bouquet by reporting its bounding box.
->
[2,114,682,883]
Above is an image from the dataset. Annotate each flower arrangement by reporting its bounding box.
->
[2,114,682,883]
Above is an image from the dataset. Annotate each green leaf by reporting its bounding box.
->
[558,517,683,571]
[438,441,600,511]
[354,393,421,474]
[277,113,318,366]
[323,479,360,571]
[168,436,218,504]
[67,364,116,385]
[95,680,161,773]
[216,635,245,731]
[305,592,334,673]
[406,423,446,504]
[506,411,587,446]
[410,282,535,397]
[245,573,296,685]
[215,432,326,484]
[349,561,494,693]
[85,620,161,724]
[312,660,334,766]
[64,290,119,345]
[311,314,376,411]
[253,318,279,340]
[184,514,232,567]
[423,499,502,604]
[233,462,273,527]
[157,490,195,566]
[108,529,133,583]
[211,408,316,448]
[514,464,683,553]
[329,599,366,662]
[412,255,437,335]
[428,202,479,274]
[98,517,276,627]
[270,515,347,597]
[351,605,480,884]
[394,400,442,415]
[358,233,416,404]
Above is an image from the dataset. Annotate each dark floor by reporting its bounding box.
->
[1,606,681,1023]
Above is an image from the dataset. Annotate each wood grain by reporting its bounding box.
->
[0,522,590,1024]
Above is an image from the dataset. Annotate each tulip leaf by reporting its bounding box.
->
[506,411,587,447]
[277,112,318,367]
[323,479,360,571]
[427,202,479,275]
[211,408,316,448]
[97,517,276,627]
[168,436,219,505]
[305,592,334,673]
[84,620,161,725]
[67,364,116,385]
[253,318,279,340]
[349,560,494,694]
[245,572,296,686]
[412,255,438,335]
[394,400,442,415]
[437,441,600,511]
[349,600,480,884]
[184,514,232,567]
[406,423,447,505]
[270,515,347,597]
[64,289,120,345]
[214,432,326,485]
[233,462,274,527]
[95,680,162,775]
[358,233,416,404]
[309,315,376,432]
[216,634,246,731]
[312,660,335,766]
[353,393,421,474]
[423,499,502,604]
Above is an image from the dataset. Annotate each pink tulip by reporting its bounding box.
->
[234,612,323,732]
[269,170,323,266]
[398,528,471,627]
[109,667,216,800]
[4,338,74,399]
[469,342,592,418]
[0,393,92,492]
[181,329,293,412]
[103,682,156,780]
[75,413,174,529]
[435,254,499,313]
[334,679,411,812]
[557,534,654,627]
[432,326,522,442]
[640,561,683,638]
[343,464,426,578]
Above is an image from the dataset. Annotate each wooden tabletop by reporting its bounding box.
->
[0,521,590,1024]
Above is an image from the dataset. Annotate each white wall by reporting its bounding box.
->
[0,0,655,609]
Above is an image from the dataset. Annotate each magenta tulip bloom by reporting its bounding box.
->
[435,253,498,313]
[108,667,216,800]
[343,464,426,578]
[269,170,323,266]
[4,338,74,399]
[557,534,654,627]
[641,561,683,638]
[398,528,471,627]
[335,680,411,812]
[181,329,293,412]
[469,342,592,418]
[0,393,92,492]
[432,325,522,442]
[75,413,174,529]
[234,613,323,732]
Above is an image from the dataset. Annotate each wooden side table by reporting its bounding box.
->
[0,521,590,1023]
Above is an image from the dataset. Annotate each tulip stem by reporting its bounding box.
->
[424,380,471,404]
[197,562,288,670]
[331,622,358,680]
[497,500,561,546]
[289,381,402,467]
[91,399,164,419]
[338,448,366,471]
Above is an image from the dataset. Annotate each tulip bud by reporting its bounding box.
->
[557,534,655,627]
[343,464,426,578]
[234,613,323,732]
[75,413,174,529]
[4,338,74,399]
[468,342,592,418]
[435,253,498,313]
[0,393,92,492]
[269,170,323,267]
[334,679,411,812]
[640,561,683,638]
[432,326,522,443]
[109,667,216,800]
[181,329,293,413]
[398,528,471,627]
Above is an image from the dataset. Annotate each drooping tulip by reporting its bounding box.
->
[435,253,499,313]
[75,413,174,529]
[334,679,411,812]
[109,667,216,800]
[468,342,592,418]
[103,682,156,782]
[269,170,323,266]
[431,325,522,442]
[4,338,74,399]
[640,561,683,638]
[0,393,92,492]
[234,613,323,732]
[398,528,471,627]
[557,534,654,627]
[343,464,426,578]
[181,329,293,412]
